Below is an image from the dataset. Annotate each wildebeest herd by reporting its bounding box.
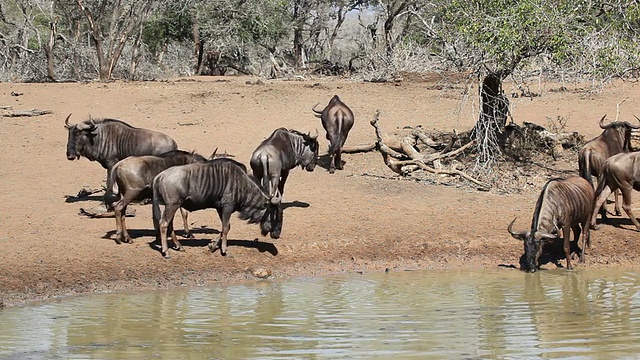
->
[65,95,350,259]
[66,95,640,272]
[509,115,640,272]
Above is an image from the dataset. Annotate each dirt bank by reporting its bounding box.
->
[1,76,639,307]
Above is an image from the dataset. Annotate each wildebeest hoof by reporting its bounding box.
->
[163,253,171,259]
[590,224,601,230]
[329,168,335,174]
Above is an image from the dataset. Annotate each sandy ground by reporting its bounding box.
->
[1,75,640,307]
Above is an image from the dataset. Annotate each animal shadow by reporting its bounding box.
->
[64,194,104,203]
[282,201,310,210]
[148,238,278,256]
[599,217,638,231]
[317,153,345,172]
[227,239,278,256]
[103,227,220,244]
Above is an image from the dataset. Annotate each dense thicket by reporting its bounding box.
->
[1,0,639,82]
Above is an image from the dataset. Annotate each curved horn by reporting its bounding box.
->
[627,115,640,129]
[537,231,559,241]
[312,103,323,115]
[209,147,219,160]
[310,128,319,140]
[598,114,612,129]
[64,113,73,129]
[507,218,527,240]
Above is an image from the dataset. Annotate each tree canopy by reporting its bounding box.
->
[0,0,639,81]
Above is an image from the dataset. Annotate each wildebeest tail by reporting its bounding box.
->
[594,171,608,200]
[578,149,593,186]
[152,177,162,237]
[103,167,121,209]
[259,153,271,196]
[330,113,343,155]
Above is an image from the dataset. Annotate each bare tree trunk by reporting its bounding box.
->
[383,0,409,58]
[471,73,510,169]
[292,0,305,69]
[76,0,153,80]
[76,0,108,79]
[191,12,204,75]
[128,25,144,80]
[45,0,58,81]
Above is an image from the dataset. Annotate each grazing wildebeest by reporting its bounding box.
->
[312,95,354,173]
[578,115,640,219]
[508,176,594,272]
[64,114,177,179]
[152,158,282,258]
[104,150,209,245]
[249,128,319,199]
[590,151,640,231]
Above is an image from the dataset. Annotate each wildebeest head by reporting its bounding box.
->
[259,190,283,239]
[64,114,97,161]
[508,218,559,272]
[294,129,320,172]
[598,114,640,152]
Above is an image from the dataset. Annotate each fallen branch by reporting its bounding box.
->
[341,144,376,153]
[368,110,490,190]
[2,109,52,117]
[392,158,490,189]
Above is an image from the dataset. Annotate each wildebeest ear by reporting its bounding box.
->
[270,190,282,205]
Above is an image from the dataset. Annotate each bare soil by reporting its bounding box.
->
[1,75,640,307]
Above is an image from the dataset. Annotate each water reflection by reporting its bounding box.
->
[1,268,640,359]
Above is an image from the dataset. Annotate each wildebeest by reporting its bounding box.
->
[249,128,319,199]
[507,176,594,272]
[104,150,210,245]
[578,115,640,219]
[64,114,178,178]
[312,95,354,173]
[152,158,282,258]
[590,151,640,231]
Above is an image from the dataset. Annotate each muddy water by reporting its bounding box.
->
[1,268,640,359]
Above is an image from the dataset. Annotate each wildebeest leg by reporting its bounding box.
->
[614,189,622,216]
[336,133,349,171]
[112,199,124,245]
[278,170,289,196]
[168,218,184,252]
[581,221,591,263]
[179,208,193,238]
[571,224,584,263]
[159,203,180,258]
[328,144,337,174]
[334,148,342,171]
[619,185,640,231]
[210,206,233,256]
[563,225,573,270]
[591,185,613,229]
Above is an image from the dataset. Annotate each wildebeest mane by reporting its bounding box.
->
[157,150,207,162]
[89,118,137,128]
[208,157,248,172]
[531,178,562,230]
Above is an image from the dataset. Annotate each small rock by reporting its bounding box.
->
[245,265,272,279]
